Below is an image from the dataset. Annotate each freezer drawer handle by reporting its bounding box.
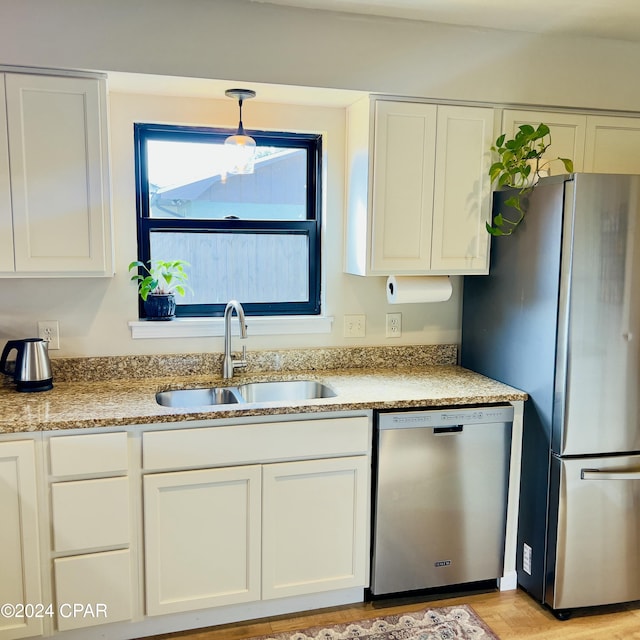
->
[433,426,463,435]
[581,468,640,480]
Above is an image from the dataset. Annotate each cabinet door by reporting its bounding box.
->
[262,456,369,599]
[584,115,640,174]
[5,73,112,276]
[54,550,132,631]
[371,100,437,273]
[0,76,14,273]
[0,441,43,639]
[502,109,586,174]
[51,477,130,552]
[144,465,261,616]
[431,105,494,274]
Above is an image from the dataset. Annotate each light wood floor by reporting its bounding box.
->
[149,588,640,640]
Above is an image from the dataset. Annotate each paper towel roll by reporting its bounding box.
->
[386,275,452,304]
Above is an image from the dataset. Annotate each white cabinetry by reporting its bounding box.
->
[0,76,13,273]
[0,440,43,640]
[262,456,368,599]
[345,98,494,276]
[144,465,262,616]
[142,416,371,618]
[501,109,587,174]
[584,115,640,174]
[0,71,113,277]
[502,110,640,175]
[47,432,133,632]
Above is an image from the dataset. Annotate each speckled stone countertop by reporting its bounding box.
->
[0,345,526,434]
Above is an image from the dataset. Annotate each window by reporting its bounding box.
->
[134,123,322,317]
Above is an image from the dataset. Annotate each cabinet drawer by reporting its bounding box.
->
[143,416,370,470]
[54,549,132,631]
[51,477,130,552]
[50,431,128,476]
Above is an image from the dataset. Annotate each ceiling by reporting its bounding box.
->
[251,0,640,43]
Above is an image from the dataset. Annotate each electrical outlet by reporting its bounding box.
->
[38,320,60,350]
[343,314,366,338]
[386,312,402,338]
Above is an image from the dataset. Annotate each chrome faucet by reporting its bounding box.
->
[222,300,248,379]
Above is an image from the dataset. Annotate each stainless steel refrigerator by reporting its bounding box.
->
[461,173,640,617]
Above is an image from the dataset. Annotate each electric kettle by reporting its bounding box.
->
[0,338,53,392]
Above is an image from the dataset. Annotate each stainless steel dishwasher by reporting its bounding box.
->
[370,405,514,596]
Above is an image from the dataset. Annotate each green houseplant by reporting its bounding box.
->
[128,259,190,320]
[487,123,574,236]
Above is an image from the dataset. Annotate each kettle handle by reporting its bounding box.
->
[0,340,22,375]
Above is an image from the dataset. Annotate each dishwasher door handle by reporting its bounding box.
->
[581,468,640,480]
[433,426,463,435]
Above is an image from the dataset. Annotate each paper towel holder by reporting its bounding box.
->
[386,275,453,304]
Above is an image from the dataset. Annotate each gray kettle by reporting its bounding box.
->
[0,338,53,392]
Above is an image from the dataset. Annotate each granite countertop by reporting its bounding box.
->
[0,364,526,434]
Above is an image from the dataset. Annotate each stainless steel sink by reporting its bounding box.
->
[155,379,336,408]
[156,386,242,407]
[236,380,337,403]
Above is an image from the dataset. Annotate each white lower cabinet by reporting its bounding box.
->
[143,455,370,615]
[0,440,43,640]
[0,416,370,639]
[144,465,262,616]
[46,431,134,634]
[142,415,371,619]
[53,550,133,632]
[262,456,369,599]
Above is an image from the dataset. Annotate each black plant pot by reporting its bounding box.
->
[143,293,176,321]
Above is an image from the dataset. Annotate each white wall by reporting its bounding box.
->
[3,0,640,111]
[2,0,640,357]
[0,90,461,356]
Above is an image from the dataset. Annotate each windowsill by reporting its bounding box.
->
[128,315,334,339]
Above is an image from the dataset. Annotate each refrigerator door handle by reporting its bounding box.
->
[581,468,640,480]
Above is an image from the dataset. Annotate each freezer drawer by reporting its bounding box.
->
[546,454,640,610]
[371,406,513,595]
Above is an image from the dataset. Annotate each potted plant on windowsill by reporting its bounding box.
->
[486,123,574,236]
[128,259,190,321]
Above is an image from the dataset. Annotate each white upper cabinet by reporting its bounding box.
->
[0,76,13,273]
[583,115,640,174]
[344,97,494,276]
[1,71,113,277]
[431,106,495,273]
[501,109,587,174]
[370,100,438,274]
[502,109,640,176]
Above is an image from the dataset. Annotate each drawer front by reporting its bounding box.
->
[50,431,128,476]
[54,549,132,631]
[51,477,130,552]
[143,416,370,470]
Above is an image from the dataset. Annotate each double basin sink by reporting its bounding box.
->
[156,379,337,408]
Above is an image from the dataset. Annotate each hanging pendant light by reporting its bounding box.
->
[224,88,257,175]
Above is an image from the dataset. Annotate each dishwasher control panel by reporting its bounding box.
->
[378,405,514,430]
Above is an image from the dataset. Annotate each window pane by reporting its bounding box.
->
[147,140,308,221]
[150,231,310,304]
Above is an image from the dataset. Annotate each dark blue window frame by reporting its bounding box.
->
[134,123,322,318]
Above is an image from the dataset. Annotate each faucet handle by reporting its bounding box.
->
[233,345,248,372]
